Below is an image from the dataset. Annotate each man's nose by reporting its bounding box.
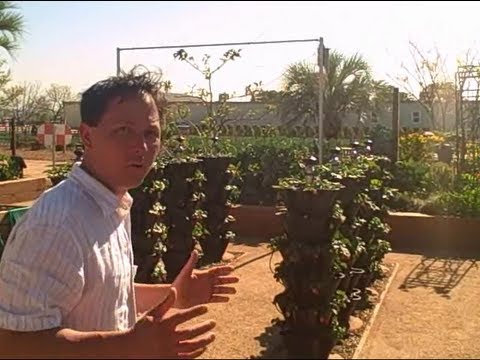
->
[131,133,148,154]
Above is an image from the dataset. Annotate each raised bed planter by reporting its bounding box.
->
[386,212,480,253]
[229,205,480,254]
[228,204,282,239]
[0,177,51,204]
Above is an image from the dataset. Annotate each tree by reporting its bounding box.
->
[0,2,25,116]
[278,51,390,138]
[391,40,454,130]
[43,84,76,123]
[279,61,318,127]
[0,1,25,57]
[0,58,10,88]
[419,81,456,130]
[1,82,47,124]
[173,48,242,137]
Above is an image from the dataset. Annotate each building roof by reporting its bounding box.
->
[165,93,203,103]
[64,93,203,105]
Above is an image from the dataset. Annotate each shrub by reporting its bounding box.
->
[400,132,444,162]
[0,155,23,181]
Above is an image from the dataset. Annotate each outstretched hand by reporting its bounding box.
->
[133,287,216,359]
[172,251,239,309]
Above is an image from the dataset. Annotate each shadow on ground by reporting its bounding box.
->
[399,253,479,298]
[250,318,285,359]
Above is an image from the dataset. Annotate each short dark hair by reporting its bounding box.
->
[80,67,167,127]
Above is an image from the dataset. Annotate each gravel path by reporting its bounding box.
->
[358,252,480,359]
[198,244,284,359]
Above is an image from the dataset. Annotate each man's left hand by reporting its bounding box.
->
[172,250,239,309]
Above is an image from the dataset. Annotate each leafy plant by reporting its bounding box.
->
[391,159,435,196]
[173,48,242,146]
[420,173,480,217]
[400,132,444,162]
[271,162,348,358]
[44,162,73,185]
[131,152,207,283]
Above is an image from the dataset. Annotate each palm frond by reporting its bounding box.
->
[0,1,24,56]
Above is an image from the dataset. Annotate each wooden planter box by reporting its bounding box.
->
[228,206,480,254]
[228,205,283,239]
[386,212,480,253]
[0,177,51,204]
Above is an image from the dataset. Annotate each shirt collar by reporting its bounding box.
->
[69,162,133,219]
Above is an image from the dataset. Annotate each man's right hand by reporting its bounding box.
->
[129,287,216,359]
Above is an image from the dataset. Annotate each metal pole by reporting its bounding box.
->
[117,38,320,52]
[63,112,67,154]
[10,116,16,157]
[455,71,460,175]
[392,87,400,163]
[52,124,56,167]
[116,38,320,76]
[116,48,121,76]
[317,37,324,164]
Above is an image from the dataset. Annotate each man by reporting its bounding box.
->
[0,70,238,358]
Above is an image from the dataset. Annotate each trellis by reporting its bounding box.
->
[455,65,480,173]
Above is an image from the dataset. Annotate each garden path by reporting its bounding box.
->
[357,252,480,359]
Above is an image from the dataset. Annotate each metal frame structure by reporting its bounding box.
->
[455,65,480,172]
[115,37,328,163]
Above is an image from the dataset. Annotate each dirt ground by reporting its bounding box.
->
[357,252,480,359]
[0,146,72,179]
[0,146,74,162]
[22,159,57,178]
[195,246,480,359]
[198,239,284,359]
[196,239,393,359]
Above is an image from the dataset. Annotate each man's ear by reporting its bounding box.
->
[79,123,93,150]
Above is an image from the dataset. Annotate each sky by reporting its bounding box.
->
[7,1,480,98]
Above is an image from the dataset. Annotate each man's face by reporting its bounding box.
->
[80,92,161,193]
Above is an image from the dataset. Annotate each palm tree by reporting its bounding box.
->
[0,1,24,57]
[0,1,25,156]
[279,51,388,138]
[279,61,318,127]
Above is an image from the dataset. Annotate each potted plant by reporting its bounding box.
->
[161,154,205,282]
[45,163,73,186]
[130,140,206,283]
[270,157,350,358]
[196,137,238,266]
[130,163,169,283]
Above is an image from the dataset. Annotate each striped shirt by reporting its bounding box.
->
[0,163,137,332]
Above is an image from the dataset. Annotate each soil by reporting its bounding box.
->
[0,146,75,162]
[356,253,480,359]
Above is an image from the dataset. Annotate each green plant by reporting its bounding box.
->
[131,163,169,283]
[0,155,23,181]
[426,162,455,193]
[391,159,434,196]
[400,132,444,162]
[131,152,207,283]
[44,162,73,184]
[197,155,237,266]
[173,48,242,145]
[419,173,480,217]
[271,164,347,358]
